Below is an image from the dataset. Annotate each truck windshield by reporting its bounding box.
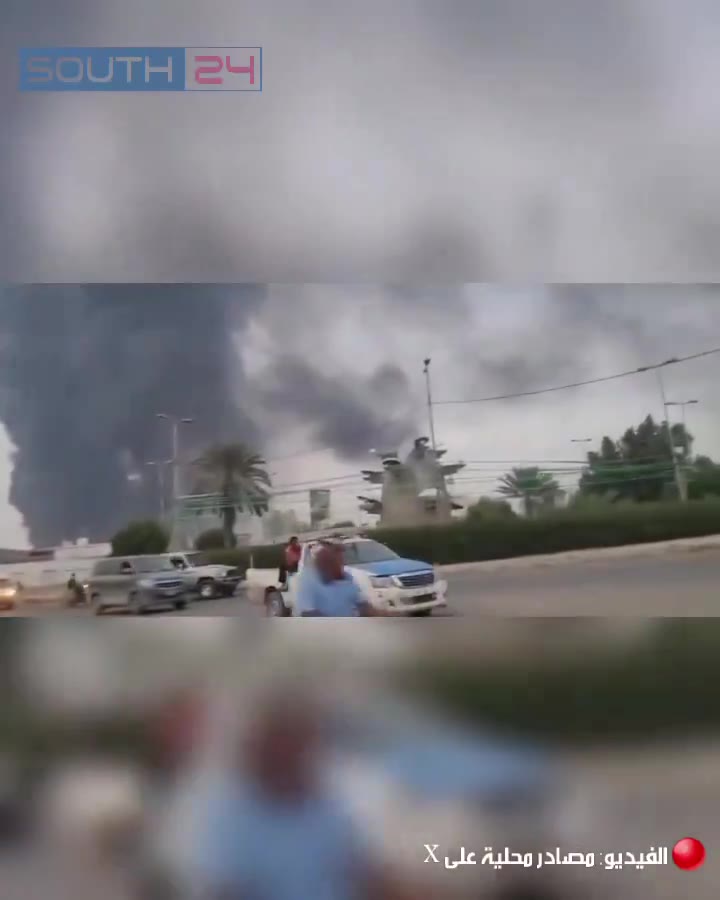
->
[184,552,209,566]
[342,541,399,564]
[133,557,176,573]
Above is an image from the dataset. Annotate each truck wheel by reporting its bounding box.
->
[198,579,217,600]
[265,589,289,617]
[129,592,145,615]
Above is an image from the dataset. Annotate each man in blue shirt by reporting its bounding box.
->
[295,542,385,617]
[187,691,413,900]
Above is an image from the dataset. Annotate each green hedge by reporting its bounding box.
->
[206,500,720,570]
[409,619,720,742]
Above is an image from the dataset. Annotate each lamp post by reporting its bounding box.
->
[422,358,438,454]
[156,414,194,504]
[145,459,172,518]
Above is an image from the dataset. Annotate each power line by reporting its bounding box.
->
[265,447,335,463]
[434,346,720,406]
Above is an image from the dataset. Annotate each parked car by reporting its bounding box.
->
[246,534,448,617]
[0,577,19,611]
[164,552,243,600]
[88,555,191,615]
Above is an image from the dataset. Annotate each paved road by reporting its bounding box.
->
[148,550,720,617]
[15,550,720,618]
[443,551,720,616]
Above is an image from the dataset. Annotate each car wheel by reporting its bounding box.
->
[174,599,187,611]
[411,608,433,617]
[265,589,289,617]
[128,592,145,615]
[198,579,217,600]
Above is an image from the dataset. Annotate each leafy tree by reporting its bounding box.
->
[496,468,562,517]
[579,415,691,503]
[195,443,272,548]
[195,528,226,551]
[111,520,169,556]
[466,497,516,521]
[687,455,720,500]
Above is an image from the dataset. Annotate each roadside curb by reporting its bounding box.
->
[436,534,720,575]
[15,587,67,609]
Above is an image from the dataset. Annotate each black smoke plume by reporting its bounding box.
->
[0,285,265,546]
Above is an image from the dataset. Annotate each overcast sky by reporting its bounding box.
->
[0,284,718,547]
[5,0,720,281]
[4,3,720,542]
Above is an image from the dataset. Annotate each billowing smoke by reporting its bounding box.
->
[1,284,719,547]
[259,358,418,456]
[9,1,720,281]
[0,286,266,546]
[0,285,421,546]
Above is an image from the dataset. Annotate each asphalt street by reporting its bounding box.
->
[151,550,720,617]
[14,550,720,617]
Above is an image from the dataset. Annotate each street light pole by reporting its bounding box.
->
[145,460,172,518]
[422,358,438,454]
[156,414,194,505]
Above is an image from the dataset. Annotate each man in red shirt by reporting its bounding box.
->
[284,536,302,574]
[278,536,302,587]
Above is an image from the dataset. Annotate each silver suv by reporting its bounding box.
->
[88,555,190,615]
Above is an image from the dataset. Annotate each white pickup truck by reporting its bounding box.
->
[246,536,448,617]
[164,552,243,600]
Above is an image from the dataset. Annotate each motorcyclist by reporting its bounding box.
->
[66,572,85,606]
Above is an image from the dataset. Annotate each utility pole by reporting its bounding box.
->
[423,357,452,519]
[422,358,438,453]
[156,414,194,505]
[655,366,687,502]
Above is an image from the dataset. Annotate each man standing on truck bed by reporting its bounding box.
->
[296,541,386,617]
[278,536,302,588]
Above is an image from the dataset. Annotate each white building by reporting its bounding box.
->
[0,538,111,588]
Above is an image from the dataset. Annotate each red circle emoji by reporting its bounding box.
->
[672,838,705,871]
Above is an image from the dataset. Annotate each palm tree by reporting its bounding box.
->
[497,467,562,517]
[194,443,272,547]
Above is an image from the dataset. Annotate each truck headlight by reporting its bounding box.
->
[370,576,394,588]
[138,579,154,590]
[0,587,16,598]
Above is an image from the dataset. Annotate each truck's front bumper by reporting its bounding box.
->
[373,579,448,614]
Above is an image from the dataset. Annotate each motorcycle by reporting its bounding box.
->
[65,576,89,607]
